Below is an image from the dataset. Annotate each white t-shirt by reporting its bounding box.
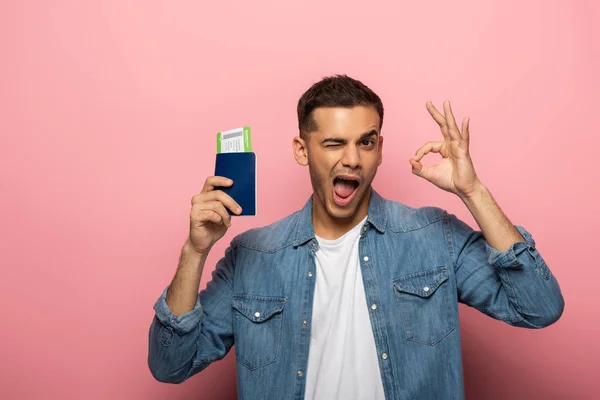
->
[305,216,385,400]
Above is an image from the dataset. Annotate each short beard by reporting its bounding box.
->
[307,156,327,211]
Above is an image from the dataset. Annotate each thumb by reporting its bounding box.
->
[410,158,432,180]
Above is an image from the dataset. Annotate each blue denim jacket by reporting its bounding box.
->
[148,190,564,399]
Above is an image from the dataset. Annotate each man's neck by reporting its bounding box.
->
[312,191,370,240]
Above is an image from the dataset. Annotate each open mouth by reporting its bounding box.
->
[332,175,360,207]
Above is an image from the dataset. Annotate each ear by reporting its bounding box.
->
[377,135,384,166]
[293,135,309,166]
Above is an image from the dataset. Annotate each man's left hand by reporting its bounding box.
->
[410,100,482,199]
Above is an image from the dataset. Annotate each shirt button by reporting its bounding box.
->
[297,370,304,377]
[363,256,369,262]
[254,312,261,318]
[423,287,430,293]
[307,271,313,277]
[381,353,388,360]
[371,304,377,310]
[302,320,308,327]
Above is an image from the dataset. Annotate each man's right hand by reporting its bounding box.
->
[187,176,242,257]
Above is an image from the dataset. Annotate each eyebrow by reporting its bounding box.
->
[322,129,379,145]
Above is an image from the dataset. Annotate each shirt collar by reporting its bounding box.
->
[292,188,387,247]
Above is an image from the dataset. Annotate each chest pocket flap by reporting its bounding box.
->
[392,267,449,297]
[232,295,287,323]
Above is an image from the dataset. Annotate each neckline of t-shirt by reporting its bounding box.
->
[315,215,368,247]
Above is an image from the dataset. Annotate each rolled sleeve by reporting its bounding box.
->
[153,288,203,334]
[449,213,563,328]
[148,243,237,383]
[486,226,536,268]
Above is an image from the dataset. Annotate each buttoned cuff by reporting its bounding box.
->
[486,226,537,268]
[153,288,203,334]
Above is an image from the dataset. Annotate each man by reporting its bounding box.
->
[148,75,564,399]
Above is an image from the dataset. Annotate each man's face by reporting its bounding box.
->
[294,106,383,221]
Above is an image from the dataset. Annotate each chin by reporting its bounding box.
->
[326,203,358,220]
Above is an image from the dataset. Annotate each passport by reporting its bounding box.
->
[214,129,256,216]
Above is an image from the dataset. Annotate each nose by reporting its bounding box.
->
[341,144,360,169]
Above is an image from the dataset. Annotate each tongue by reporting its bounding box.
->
[334,180,356,199]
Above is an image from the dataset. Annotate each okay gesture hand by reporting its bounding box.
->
[410,101,482,199]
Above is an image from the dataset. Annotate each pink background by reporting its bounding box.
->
[1,1,598,399]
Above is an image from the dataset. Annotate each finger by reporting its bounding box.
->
[426,102,446,126]
[413,141,444,162]
[198,200,232,227]
[426,102,450,140]
[461,117,470,141]
[194,190,242,215]
[201,176,233,194]
[194,209,224,226]
[443,101,461,141]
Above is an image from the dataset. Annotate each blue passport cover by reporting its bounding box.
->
[214,152,256,215]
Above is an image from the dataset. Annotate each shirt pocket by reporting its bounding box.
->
[392,266,455,346]
[232,294,287,371]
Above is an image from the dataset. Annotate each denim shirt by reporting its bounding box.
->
[148,190,564,400]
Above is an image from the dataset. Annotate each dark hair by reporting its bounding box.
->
[297,74,384,138]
